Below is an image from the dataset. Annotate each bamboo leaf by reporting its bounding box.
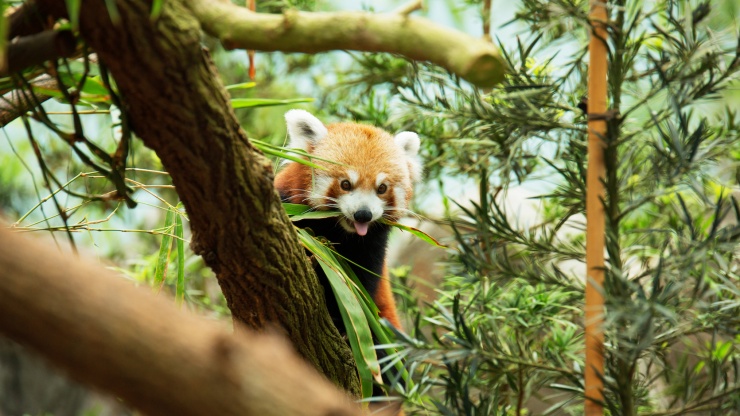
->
[225,82,257,90]
[282,203,312,216]
[381,219,447,248]
[65,0,81,30]
[297,229,379,398]
[253,143,324,170]
[150,0,163,20]
[154,209,175,288]
[174,207,185,306]
[231,98,314,109]
[290,210,342,222]
[282,203,342,221]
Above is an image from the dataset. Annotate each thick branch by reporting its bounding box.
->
[8,0,47,38]
[35,0,361,394]
[3,30,76,76]
[188,0,505,88]
[0,228,359,416]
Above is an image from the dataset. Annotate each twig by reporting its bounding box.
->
[393,0,422,16]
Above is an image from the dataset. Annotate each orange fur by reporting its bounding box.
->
[275,112,420,334]
[377,265,403,330]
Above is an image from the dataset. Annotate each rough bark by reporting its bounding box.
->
[0,228,359,416]
[33,0,360,394]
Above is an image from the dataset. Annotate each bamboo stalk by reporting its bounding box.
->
[585,0,608,414]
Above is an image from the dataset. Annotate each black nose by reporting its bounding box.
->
[353,209,372,223]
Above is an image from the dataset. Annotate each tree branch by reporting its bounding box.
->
[2,30,76,76]
[187,0,505,88]
[0,74,55,126]
[0,228,360,416]
[8,0,48,38]
[34,0,361,394]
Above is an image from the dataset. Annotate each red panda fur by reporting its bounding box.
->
[274,110,422,334]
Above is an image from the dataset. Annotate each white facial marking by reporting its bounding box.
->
[393,187,406,210]
[309,174,334,208]
[376,172,388,188]
[347,170,359,186]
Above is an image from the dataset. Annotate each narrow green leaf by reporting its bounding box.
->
[282,203,312,216]
[150,0,162,20]
[253,143,324,169]
[290,210,342,222]
[154,209,175,287]
[174,208,185,306]
[252,139,343,166]
[231,97,314,109]
[103,0,121,25]
[225,82,257,90]
[65,0,81,30]
[297,229,379,398]
[381,219,447,248]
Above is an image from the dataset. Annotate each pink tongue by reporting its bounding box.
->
[354,222,369,236]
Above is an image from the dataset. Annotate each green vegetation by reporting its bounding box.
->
[1,0,739,414]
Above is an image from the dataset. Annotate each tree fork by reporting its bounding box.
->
[32,0,360,394]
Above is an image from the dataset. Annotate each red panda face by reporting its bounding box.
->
[278,110,422,236]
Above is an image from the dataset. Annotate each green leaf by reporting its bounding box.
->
[290,210,342,222]
[282,203,312,216]
[65,0,81,30]
[225,82,257,90]
[103,0,121,25]
[252,139,343,170]
[252,142,324,169]
[154,209,175,287]
[150,0,163,20]
[231,98,314,109]
[381,219,447,248]
[297,229,379,398]
[174,207,185,306]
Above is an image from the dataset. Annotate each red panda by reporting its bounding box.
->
[274,109,422,332]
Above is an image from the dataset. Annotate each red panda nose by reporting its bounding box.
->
[353,209,373,223]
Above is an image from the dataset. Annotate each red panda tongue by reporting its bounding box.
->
[354,222,369,236]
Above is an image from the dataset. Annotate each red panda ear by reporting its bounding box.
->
[285,110,328,152]
[394,131,423,183]
[394,131,420,156]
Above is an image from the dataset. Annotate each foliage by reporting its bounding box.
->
[321,0,740,415]
[2,0,740,414]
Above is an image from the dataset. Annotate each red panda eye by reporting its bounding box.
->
[340,180,352,191]
[377,184,387,194]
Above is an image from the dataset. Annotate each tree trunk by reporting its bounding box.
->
[34,0,360,394]
[0,228,359,416]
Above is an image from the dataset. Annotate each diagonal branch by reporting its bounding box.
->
[34,0,361,394]
[0,228,359,416]
[187,0,506,88]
